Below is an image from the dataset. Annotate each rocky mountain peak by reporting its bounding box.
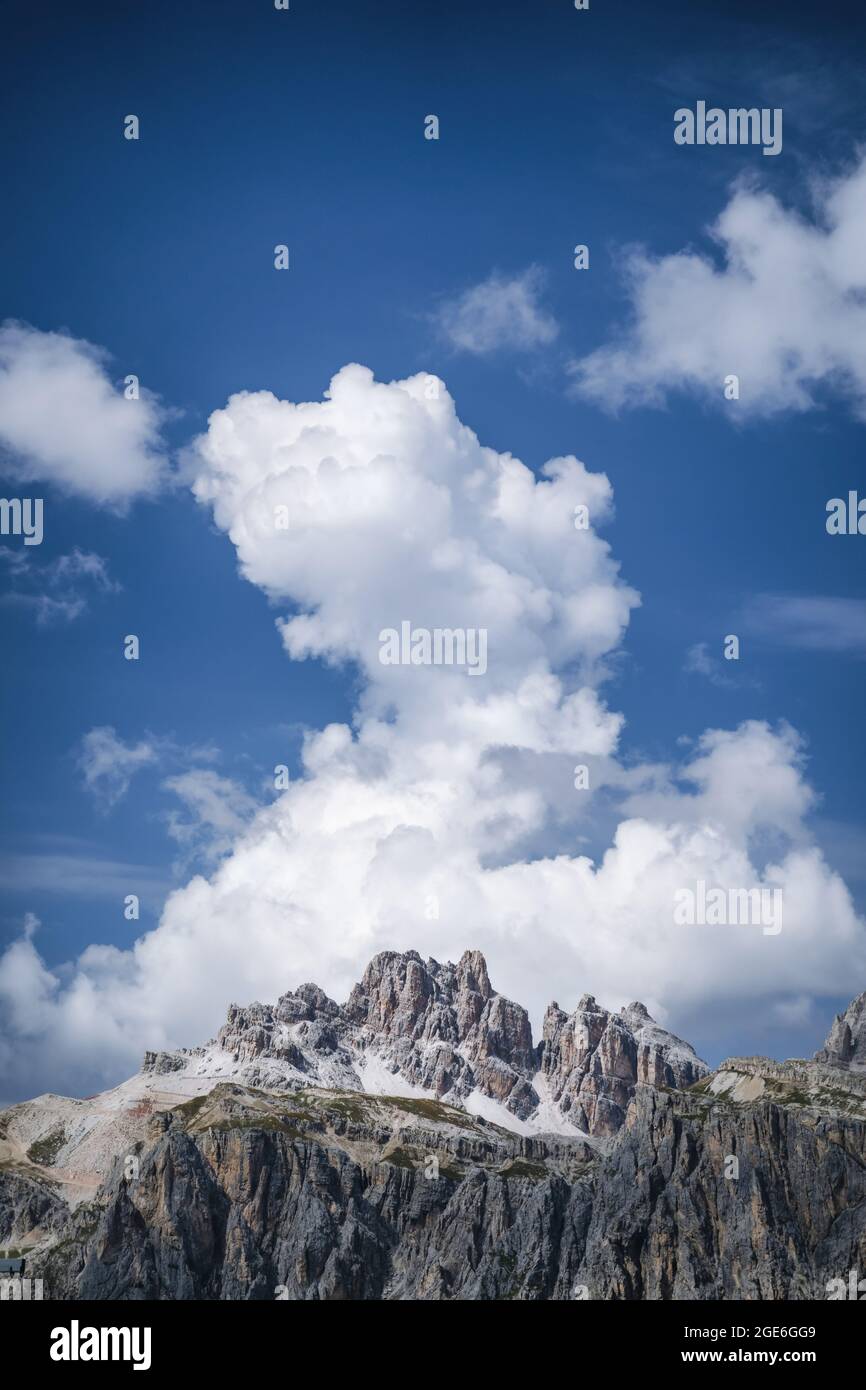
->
[621,1001,652,1026]
[345,950,436,1038]
[814,988,866,1071]
[9,961,866,1278]
[345,947,537,1118]
[455,947,493,1000]
[280,982,342,1018]
[19,947,720,1204]
[175,951,712,1137]
[12,986,866,1304]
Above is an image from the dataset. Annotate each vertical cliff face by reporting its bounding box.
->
[25,1050,866,1302]
[815,989,866,1070]
[40,1090,593,1302]
[6,978,866,1301]
[573,1086,866,1300]
[0,1167,69,1253]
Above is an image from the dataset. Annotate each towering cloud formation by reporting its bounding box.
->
[191,362,636,744]
[1,366,863,1101]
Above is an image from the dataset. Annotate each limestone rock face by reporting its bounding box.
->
[540,994,707,1137]
[815,989,866,1071]
[29,1062,866,1302]
[206,985,359,1093]
[0,1168,69,1252]
[165,951,708,1135]
[140,1051,186,1076]
[8,980,866,1301]
[0,950,713,1214]
[345,949,537,1117]
[572,1086,866,1300]
[36,1088,594,1302]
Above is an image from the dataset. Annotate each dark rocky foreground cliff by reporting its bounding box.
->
[22,1078,866,1301]
[2,953,865,1301]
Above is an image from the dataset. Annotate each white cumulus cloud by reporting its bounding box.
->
[0,322,170,507]
[568,154,866,416]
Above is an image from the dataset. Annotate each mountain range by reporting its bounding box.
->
[1,950,864,1299]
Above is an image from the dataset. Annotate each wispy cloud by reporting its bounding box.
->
[435,266,559,355]
[75,726,251,854]
[683,641,737,687]
[744,595,866,654]
[162,769,259,869]
[76,727,161,808]
[0,849,170,901]
[0,548,120,625]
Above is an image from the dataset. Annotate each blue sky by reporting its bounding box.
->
[2,0,866,1102]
